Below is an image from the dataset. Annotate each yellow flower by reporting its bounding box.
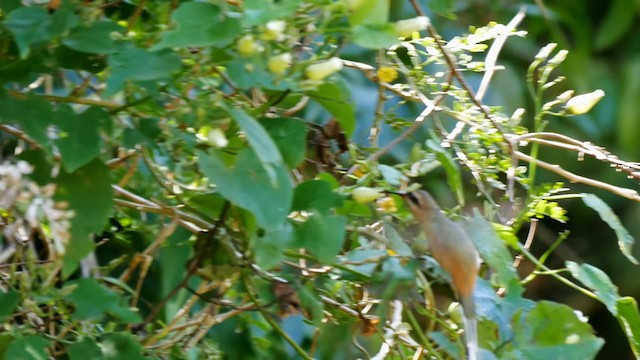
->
[376,196,397,213]
[377,66,398,83]
[566,89,605,115]
[237,35,263,56]
[268,53,292,74]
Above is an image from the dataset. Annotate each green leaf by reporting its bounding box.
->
[307,82,356,137]
[6,335,50,360]
[253,221,294,269]
[294,214,346,262]
[566,261,620,315]
[68,338,103,360]
[351,23,399,49]
[224,106,284,183]
[0,95,54,153]
[514,301,604,359]
[461,213,523,296]
[243,0,302,26]
[159,227,192,322]
[99,333,146,360]
[430,0,457,19]
[378,164,406,186]
[582,193,638,264]
[0,290,19,322]
[106,48,181,95]
[347,0,390,26]
[198,149,292,231]
[261,117,307,167]
[56,160,113,273]
[427,140,464,205]
[5,7,52,58]
[63,20,122,54]
[153,2,241,49]
[54,106,106,172]
[291,180,344,214]
[64,278,141,322]
[616,297,640,358]
[383,222,413,257]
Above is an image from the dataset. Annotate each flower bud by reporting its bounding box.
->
[237,35,263,56]
[556,90,574,103]
[394,16,430,38]
[548,49,568,66]
[305,57,343,80]
[352,187,381,204]
[535,43,557,60]
[268,53,292,74]
[262,20,286,41]
[510,108,525,123]
[565,89,605,115]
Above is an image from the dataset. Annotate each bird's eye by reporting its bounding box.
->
[406,192,420,205]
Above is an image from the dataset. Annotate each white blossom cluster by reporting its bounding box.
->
[0,161,74,256]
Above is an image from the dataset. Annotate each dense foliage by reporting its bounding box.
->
[0,0,639,359]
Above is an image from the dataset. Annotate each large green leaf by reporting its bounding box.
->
[0,290,19,322]
[617,297,640,359]
[294,214,346,262]
[198,149,292,231]
[99,333,146,360]
[68,338,103,360]
[513,301,604,359]
[243,0,302,26]
[582,194,638,264]
[62,20,122,54]
[64,278,140,322]
[0,95,54,153]
[106,48,181,95]
[159,227,192,322]
[351,23,399,49]
[224,106,284,183]
[153,2,241,50]
[6,335,50,360]
[428,140,464,205]
[461,213,523,296]
[594,0,636,51]
[307,82,356,137]
[291,180,344,215]
[253,221,294,270]
[261,117,307,168]
[56,160,113,274]
[566,261,619,315]
[5,7,52,58]
[347,0,390,26]
[54,106,107,172]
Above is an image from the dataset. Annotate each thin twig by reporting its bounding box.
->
[475,7,527,101]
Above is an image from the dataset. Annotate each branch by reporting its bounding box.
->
[514,151,640,201]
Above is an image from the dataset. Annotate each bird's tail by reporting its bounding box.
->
[460,296,478,360]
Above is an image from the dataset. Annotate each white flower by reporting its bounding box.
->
[557,90,574,103]
[352,187,381,204]
[268,53,292,74]
[262,20,287,41]
[206,128,229,148]
[394,16,430,38]
[566,89,605,115]
[305,57,343,80]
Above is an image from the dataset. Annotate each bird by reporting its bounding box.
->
[399,190,481,360]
